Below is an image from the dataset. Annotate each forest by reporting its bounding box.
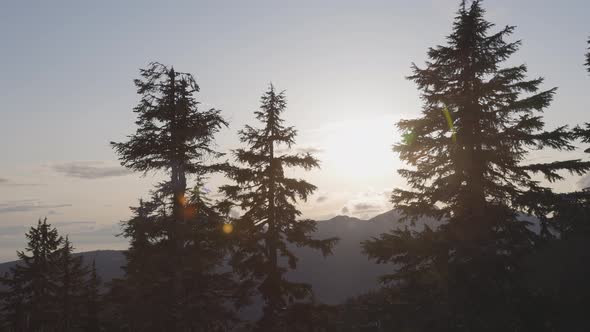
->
[2,1,590,331]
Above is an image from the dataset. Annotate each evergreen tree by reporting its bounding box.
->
[220,84,338,331]
[107,199,166,331]
[54,237,90,331]
[362,1,590,331]
[0,218,63,331]
[84,260,101,332]
[526,40,590,329]
[586,37,590,74]
[110,62,234,331]
[0,272,27,332]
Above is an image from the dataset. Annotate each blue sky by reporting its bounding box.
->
[1,0,589,261]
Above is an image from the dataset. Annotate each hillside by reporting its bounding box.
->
[0,210,437,304]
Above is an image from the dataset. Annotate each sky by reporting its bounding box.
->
[1,0,589,261]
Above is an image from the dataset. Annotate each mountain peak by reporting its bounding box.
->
[326,215,363,223]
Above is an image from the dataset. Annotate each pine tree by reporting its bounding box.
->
[0,272,27,332]
[107,199,166,331]
[220,84,338,331]
[54,237,90,332]
[110,62,233,331]
[586,37,590,74]
[525,36,590,330]
[0,218,63,331]
[84,260,101,332]
[362,1,590,331]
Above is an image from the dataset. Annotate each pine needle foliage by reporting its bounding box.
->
[221,84,338,331]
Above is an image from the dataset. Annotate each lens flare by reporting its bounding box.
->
[222,223,233,234]
[177,195,187,206]
[442,106,457,143]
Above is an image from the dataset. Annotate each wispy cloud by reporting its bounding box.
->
[296,146,324,154]
[578,175,590,190]
[50,161,131,179]
[316,195,328,203]
[0,177,43,187]
[340,189,392,219]
[276,145,324,155]
[0,200,72,214]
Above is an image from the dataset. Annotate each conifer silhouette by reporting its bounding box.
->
[0,218,63,331]
[54,237,91,331]
[221,84,338,331]
[362,1,590,330]
[84,260,101,332]
[110,62,236,331]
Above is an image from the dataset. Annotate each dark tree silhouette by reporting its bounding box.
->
[84,260,101,332]
[220,84,338,331]
[0,218,63,331]
[362,1,590,331]
[525,45,590,329]
[110,62,235,331]
[54,237,91,332]
[0,272,26,332]
[586,37,590,74]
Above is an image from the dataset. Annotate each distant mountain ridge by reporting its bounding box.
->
[0,210,435,304]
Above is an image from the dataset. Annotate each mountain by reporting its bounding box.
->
[0,250,126,289]
[0,210,435,304]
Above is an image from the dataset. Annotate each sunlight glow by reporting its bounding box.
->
[222,223,233,234]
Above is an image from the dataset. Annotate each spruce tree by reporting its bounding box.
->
[54,237,90,332]
[527,36,590,330]
[84,260,101,332]
[0,272,27,332]
[107,199,165,331]
[110,62,234,331]
[0,218,63,331]
[220,84,338,331]
[362,1,590,331]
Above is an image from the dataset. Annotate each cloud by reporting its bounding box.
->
[276,145,324,155]
[50,161,131,179]
[340,188,392,219]
[53,221,98,235]
[0,200,72,214]
[296,146,324,154]
[316,195,328,203]
[54,221,95,227]
[578,175,590,190]
[0,177,43,187]
[352,202,382,214]
[0,225,28,236]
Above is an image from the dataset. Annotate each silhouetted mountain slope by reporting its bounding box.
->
[0,250,126,290]
[0,210,436,303]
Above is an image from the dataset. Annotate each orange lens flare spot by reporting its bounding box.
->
[222,223,233,234]
[183,205,197,219]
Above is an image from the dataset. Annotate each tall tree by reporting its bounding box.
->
[0,218,63,331]
[586,37,590,74]
[221,84,338,331]
[54,237,90,332]
[84,260,101,332]
[362,1,590,331]
[110,62,233,331]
